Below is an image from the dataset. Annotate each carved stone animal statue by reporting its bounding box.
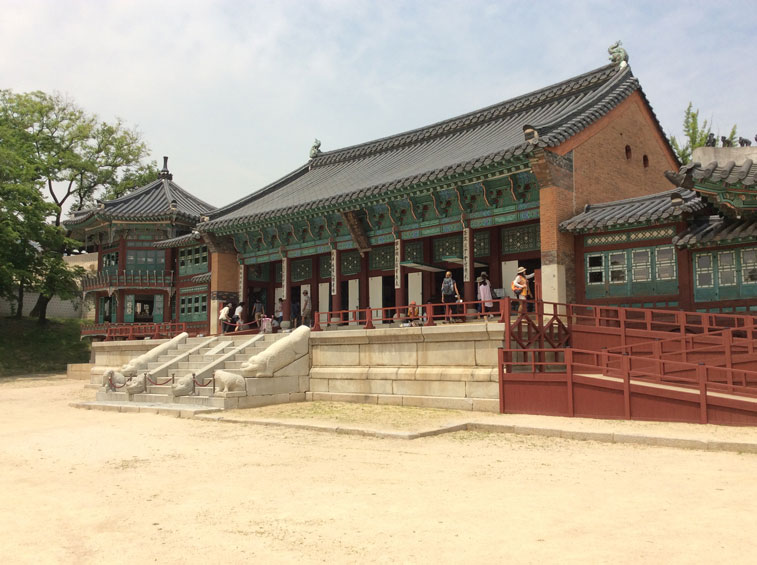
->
[125,373,146,395]
[121,332,188,377]
[102,369,127,391]
[309,138,322,159]
[213,370,246,393]
[705,133,716,147]
[172,373,195,397]
[721,136,733,148]
[739,137,752,147]
[241,326,310,377]
[607,41,628,66]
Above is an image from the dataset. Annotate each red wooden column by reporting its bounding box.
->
[331,248,341,321]
[463,226,475,302]
[422,237,434,300]
[281,256,291,321]
[359,252,369,311]
[394,237,406,310]
[489,226,502,290]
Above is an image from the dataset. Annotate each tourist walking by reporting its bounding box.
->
[274,298,284,324]
[218,302,232,333]
[301,290,312,327]
[232,302,245,331]
[252,296,265,326]
[441,271,460,322]
[512,267,534,314]
[478,272,494,317]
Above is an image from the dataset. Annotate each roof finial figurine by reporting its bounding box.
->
[705,133,716,147]
[608,41,629,68]
[309,139,322,159]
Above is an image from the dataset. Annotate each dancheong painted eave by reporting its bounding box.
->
[200,61,656,234]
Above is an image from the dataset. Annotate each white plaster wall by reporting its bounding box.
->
[501,260,520,298]
[348,279,359,325]
[408,272,422,305]
[540,263,566,305]
[369,276,383,319]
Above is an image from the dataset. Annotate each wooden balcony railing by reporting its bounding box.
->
[81,270,174,291]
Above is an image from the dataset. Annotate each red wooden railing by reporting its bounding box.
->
[81,322,187,340]
[498,347,757,424]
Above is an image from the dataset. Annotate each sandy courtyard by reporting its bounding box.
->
[1,376,757,564]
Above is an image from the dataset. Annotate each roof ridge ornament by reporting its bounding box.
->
[309,139,322,159]
[608,41,629,68]
[159,155,173,180]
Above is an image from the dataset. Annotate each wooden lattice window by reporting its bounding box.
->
[655,247,676,280]
[742,248,757,284]
[433,236,463,262]
[319,255,331,279]
[631,249,650,282]
[405,241,423,263]
[369,245,394,271]
[587,254,604,285]
[695,253,714,288]
[473,231,490,257]
[341,251,361,276]
[501,224,540,253]
[291,258,312,282]
[718,251,737,287]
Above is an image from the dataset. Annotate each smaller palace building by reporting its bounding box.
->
[65,50,757,338]
[65,158,216,337]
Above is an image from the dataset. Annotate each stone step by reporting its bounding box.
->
[131,393,172,403]
[223,361,245,370]
[96,391,129,402]
[177,361,207,370]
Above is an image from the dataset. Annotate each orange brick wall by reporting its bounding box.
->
[535,91,678,303]
[556,91,678,215]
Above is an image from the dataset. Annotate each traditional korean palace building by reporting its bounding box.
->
[561,145,757,312]
[65,159,216,335]
[65,53,757,338]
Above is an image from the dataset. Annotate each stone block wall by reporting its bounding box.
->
[308,324,503,412]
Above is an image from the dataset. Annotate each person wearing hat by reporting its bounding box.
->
[478,271,494,317]
[407,300,421,326]
[511,267,533,313]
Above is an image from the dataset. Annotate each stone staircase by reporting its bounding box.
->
[95,332,294,410]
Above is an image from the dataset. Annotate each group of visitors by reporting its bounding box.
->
[218,290,313,334]
[436,267,534,322]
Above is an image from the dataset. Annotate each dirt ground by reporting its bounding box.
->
[2,377,757,564]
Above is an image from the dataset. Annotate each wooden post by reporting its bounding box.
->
[697,362,708,424]
[565,348,574,417]
[622,353,631,419]
[365,308,374,330]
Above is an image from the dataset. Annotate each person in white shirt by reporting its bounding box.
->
[232,302,244,331]
[218,302,232,333]
[511,267,534,314]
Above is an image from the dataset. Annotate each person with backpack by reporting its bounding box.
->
[511,267,534,314]
[441,271,460,322]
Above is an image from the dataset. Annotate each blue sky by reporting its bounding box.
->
[2,0,756,209]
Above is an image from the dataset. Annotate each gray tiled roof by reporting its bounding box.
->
[190,272,212,284]
[673,215,757,248]
[153,231,203,249]
[668,159,757,186]
[559,188,704,233]
[64,178,215,228]
[204,62,650,232]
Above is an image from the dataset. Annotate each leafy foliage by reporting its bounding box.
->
[669,102,738,164]
[0,89,156,321]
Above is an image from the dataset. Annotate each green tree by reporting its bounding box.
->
[0,90,156,321]
[670,102,738,164]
